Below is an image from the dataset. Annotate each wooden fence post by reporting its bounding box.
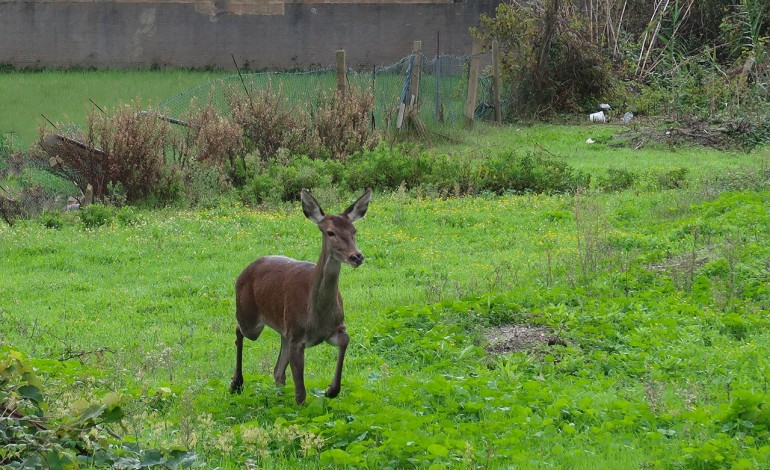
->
[492,39,502,123]
[464,38,483,127]
[435,30,442,123]
[336,49,346,98]
[409,40,422,106]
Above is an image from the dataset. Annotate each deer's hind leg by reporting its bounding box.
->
[230,323,265,394]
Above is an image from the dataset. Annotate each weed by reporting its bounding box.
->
[38,209,64,229]
[78,204,114,228]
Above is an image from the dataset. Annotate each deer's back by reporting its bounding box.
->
[235,255,317,337]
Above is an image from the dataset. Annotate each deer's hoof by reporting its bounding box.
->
[325,386,341,399]
[294,390,307,405]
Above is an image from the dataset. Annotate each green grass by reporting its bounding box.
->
[2,178,770,467]
[440,122,767,180]
[2,69,770,466]
[0,69,231,150]
[0,68,469,152]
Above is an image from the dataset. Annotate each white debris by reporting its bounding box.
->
[586,138,595,144]
[599,103,611,111]
[621,111,634,123]
[589,111,606,123]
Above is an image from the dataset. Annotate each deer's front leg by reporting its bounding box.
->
[289,342,307,405]
[274,335,290,386]
[326,326,350,399]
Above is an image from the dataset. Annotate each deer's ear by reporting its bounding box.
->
[343,188,372,222]
[301,189,325,223]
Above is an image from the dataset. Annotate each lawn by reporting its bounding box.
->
[2,146,770,468]
[0,69,232,150]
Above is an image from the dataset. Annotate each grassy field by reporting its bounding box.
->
[0,67,466,152]
[2,68,770,469]
[438,123,762,180]
[2,130,770,467]
[0,69,232,150]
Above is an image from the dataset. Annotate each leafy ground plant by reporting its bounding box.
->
[1,175,769,467]
[0,347,202,469]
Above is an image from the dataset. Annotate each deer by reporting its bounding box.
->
[229,188,372,405]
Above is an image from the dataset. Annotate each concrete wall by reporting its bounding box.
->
[0,0,500,70]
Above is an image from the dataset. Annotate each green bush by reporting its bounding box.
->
[39,209,64,229]
[657,167,689,190]
[343,143,430,191]
[78,204,114,228]
[638,167,690,192]
[117,206,142,226]
[482,151,591,194]
[596,168,638,192]
[240,144,591,203]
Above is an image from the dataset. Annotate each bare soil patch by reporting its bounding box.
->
[485,325,566,354]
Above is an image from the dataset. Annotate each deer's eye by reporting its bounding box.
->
[326,231,335,237]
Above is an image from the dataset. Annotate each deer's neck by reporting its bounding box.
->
[310,242,341,316]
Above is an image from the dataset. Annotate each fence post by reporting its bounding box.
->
[435,31,442,123]
[492,39,502,124]
[409,40,422,106]
[464,38,483,127]
[336,49,346,98]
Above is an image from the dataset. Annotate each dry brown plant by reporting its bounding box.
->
[177,98,244,176]
[227,82,310,160]
[310,87,378,160]
[86,100,173,202]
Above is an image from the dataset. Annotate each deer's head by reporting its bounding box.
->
[301,189,371,268]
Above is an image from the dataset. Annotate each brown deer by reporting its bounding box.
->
[229,188,372,405]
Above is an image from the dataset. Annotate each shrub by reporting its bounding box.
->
[38,100,175,203]
[637,167,689,192]
[482,151,591,194]
[176,97,245,182]
[89,102,174,202]
[0,133,12,178]
[117,206,143,226]
[343,143,430,191]
[724,118,770,151]
[310,88,378,160]
[596,168,638,192]
[39,209,64,229]
[473,1,617,117]
[247,155,342,203]
[657,167,689,190]
[241,144,591,203]
[228,82,310,160]
[78,204,114,228]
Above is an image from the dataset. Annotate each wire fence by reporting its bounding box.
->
[158,53,496,133]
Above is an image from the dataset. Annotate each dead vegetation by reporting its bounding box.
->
[613,119,770,151]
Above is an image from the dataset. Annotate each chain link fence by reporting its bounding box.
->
[158,53,497,133]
